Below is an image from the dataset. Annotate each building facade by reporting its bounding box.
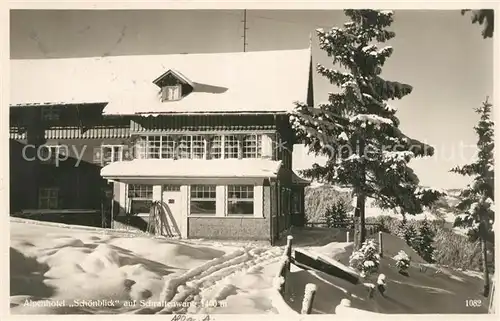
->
[9,49,313,243]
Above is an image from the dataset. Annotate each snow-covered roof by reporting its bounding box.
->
[11,49,312,115]
[101,159,282,179]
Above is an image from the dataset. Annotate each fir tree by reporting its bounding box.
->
[450,97,494,297]
[291,10,444,249]
[461,9,494,39]
[324,199,349,228]
[398,219,418,250]
[416,217,436,263]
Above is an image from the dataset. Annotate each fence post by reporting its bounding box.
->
[346,231,350,243]
[301,283,317,314]
[285,235,293,272]
[378,231,383,257]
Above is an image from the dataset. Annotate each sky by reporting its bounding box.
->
[10,9,493,189]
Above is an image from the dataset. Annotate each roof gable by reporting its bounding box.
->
[152,69,194,88]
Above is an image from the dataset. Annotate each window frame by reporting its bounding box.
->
[227,185,255,216]
[41,107,60,121]
[291,191,302,214]
[101,144,124,165]
[127,184,154,216]
[162,84,182,101]
[224,135,240,159]
[189,185,217,216]
[38,187,59,209]
[242,134,262,159]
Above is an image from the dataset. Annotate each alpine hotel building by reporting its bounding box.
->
[9,49,313,244]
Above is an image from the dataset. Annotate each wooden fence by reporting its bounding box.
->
[274,236,318,314]
[304,221,381,236]
[274,231,386,314]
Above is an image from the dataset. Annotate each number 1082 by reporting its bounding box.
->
[465,299,482,307]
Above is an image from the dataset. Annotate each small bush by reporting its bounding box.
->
[393,250,411,274]
[349,239,380,278]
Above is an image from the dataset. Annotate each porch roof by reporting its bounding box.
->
[101,159,283,180]
[291,171,311,185]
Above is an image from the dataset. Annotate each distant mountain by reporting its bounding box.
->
[304,184,462,224]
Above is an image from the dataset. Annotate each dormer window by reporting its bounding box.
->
[153,69,194,102]
[41,106,60,121]
[162,85,182,102]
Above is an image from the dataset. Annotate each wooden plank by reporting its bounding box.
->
[293,250,359,285]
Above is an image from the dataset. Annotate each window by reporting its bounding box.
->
[135,136,176,159]
[178,135,192,159]
[39,187,59,209]
[127,184,153,215]
[101,145,123,165]
[39,145,61,164]
[192,135,205,159]
[243,135,262,158]
[163,185,181,192]
[190,185,216,215]
[210,136,222,159]
[41,107,60,121]
[147,136,162,159]
[224,135,239,159]
[162,85,182,101]
[280,187,291,216]
[227,185,254,215]
[291,192,302,214]
[161,136,176,159]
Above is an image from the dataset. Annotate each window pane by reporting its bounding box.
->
[190,200,216,215]
[163,184,181,192]
[39,198,49,209]
[178,135,191,159]
[210,136,222,159]
[49,198,58,209]
[191,185,216,199]
[128,184,153,199]
[131,199,153,214]
[225,135,239,159]
[161,135,176,159]
[227,185,254,215]
[243,135,262,159]
[102,147,112,164]
[147,136,161,159]
[228,201,253,215]
[135,138,147,159]
[228,185,254,199]
[192,135,205,159]
[112,146,122,162]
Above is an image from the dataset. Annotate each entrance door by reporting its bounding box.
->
[162,185,182,236]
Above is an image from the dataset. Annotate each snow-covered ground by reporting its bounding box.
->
[10,218,286,314]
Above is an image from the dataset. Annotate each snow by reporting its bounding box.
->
[382,150,415,162]
[101,158,282,179]
[379,10,394,15]
[349,114,393,126]
[338,132,348,141]
[11,49,311,115]
[10,219,288,314]
[362,45,377,53]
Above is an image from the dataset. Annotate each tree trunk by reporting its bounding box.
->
[353,138,367,251]
[481,236,490,297]
[353,194,366,250]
